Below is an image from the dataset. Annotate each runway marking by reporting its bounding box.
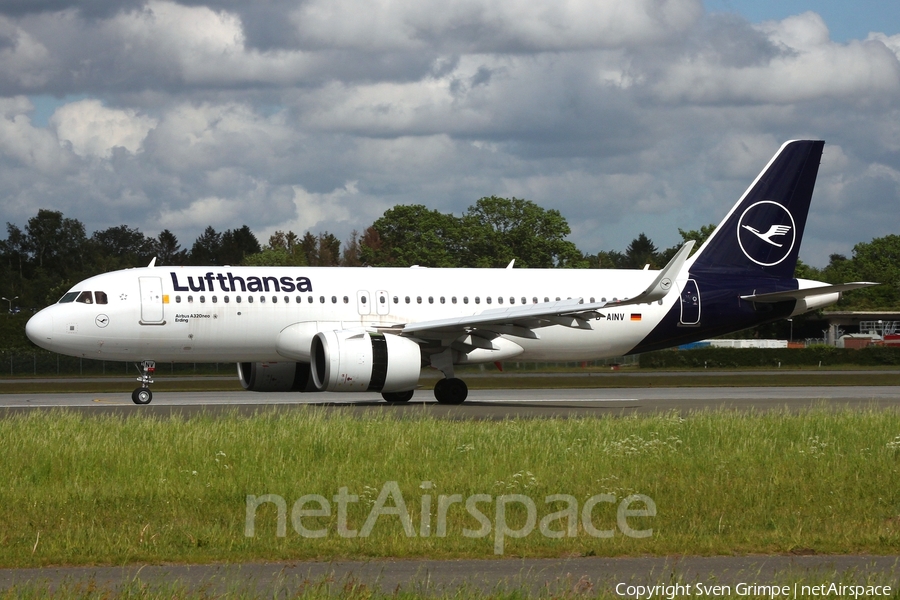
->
[92,398,130,405]
[478,397,639,403]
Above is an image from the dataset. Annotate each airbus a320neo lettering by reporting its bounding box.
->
[26,141,875,405]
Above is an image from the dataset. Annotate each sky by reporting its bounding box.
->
[1,1,899,267]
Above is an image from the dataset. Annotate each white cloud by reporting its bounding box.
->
[50,99,157,157]
[291,0,703,52]
[1,2,899,266]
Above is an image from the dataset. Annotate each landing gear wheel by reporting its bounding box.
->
[434,378,468,405]
[382,390,414,403]
[132,360,156,405]
[132,387,153,405]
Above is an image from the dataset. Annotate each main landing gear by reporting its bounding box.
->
[433,377,468,404]
[428,349,468,404]
[132,360,156,405]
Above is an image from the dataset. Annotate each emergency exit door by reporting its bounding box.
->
[679,279,700,325]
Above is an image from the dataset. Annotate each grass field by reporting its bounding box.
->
[2,407,900,570]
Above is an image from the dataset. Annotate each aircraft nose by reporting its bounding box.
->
[26,309,54,349]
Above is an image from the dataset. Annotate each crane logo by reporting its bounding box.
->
[736,201,796,266]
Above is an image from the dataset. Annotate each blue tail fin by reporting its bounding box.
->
[689,140,824,280]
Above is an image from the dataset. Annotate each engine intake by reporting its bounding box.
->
[311,330,421,393]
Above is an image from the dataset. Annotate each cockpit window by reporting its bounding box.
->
[95,291,108,305]
[76,291,94,304]
[59,292,79,303]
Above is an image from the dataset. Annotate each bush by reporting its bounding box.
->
[639,345,900,368]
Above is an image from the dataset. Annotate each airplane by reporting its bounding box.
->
[25,140,875,405]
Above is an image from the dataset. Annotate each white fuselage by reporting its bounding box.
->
[27,265,674,364]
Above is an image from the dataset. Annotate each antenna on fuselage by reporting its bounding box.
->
[147,257,157,268]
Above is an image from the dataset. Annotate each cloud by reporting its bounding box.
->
[0,0,899,267]
[50,99,157,157]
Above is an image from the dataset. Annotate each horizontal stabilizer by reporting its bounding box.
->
[741,282,878,303]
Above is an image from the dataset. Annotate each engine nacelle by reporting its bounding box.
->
[310,330,422,393]
[237,361,314,392]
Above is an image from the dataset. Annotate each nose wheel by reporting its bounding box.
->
[132,360,156,405]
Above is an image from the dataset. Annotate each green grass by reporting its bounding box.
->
[2,408,900,568]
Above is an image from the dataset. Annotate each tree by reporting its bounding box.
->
[152,230,186,266]
[624,233,659,269]
[342,230,363,267]
[24,209,88,275]
[256,230,305,266]
[190,226,222,265]
[219,225,261,265]
[90,225,155,270]
[656,224,716,265]
[824,235,900,309]
[317,232,341,266]
[463,197,586,268]
[300,232,319,265]
[363,205,464,267]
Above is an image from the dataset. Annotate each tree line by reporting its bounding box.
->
[2,197,898,311]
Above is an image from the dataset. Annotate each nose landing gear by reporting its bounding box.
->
[132,360,156,405]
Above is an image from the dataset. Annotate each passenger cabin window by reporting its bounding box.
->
[76,291,93,304]
[59,292,79,303]
[175,295,182,303]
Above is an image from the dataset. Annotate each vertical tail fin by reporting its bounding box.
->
[689,140,824,279]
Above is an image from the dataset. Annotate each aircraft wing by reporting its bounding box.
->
[740,282,878,303]
[393,241,694,341]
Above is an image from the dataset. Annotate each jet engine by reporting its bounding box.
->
[237,361,314,392]
[310,330,421,393]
